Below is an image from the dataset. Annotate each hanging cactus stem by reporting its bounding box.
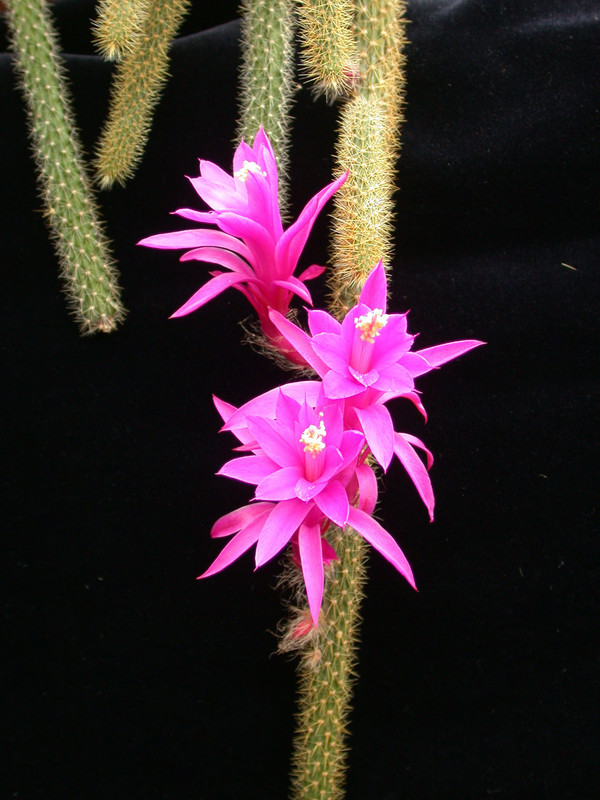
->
[92,0,151,62]
[94,0,191,188]
[5,0,126,334]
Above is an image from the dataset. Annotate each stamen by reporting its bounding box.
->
[234,160,267,183]
[354,308,389,343]
[300,416,326,457]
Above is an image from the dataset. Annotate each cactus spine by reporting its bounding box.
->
[94,0,191,188]
[296,0,359,102]
[93,0,151,62]
[5,0,126,334]
[237,0,296,211]
[330,0,408,317]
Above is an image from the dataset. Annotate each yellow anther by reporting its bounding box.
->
[354,308,389,343]
[300,419,327,456]
[233,160,267,183]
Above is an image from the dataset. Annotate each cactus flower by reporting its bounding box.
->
[138,127,347,355]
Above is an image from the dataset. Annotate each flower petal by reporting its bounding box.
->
[359,260,387,311]
[393,432,435,521]
[348,506,416,589]
[307,308,342,337]
[297,264,326,282]
[268,310,329,374]
[273,276,313,305]
[199,511,269,578]
[170,272,251,317]
[246,415,299,467]
[256,466,304,500]
[314,479,349,527]
[218,454,279,485]
[255,498,312,567]
[413,340,485,373]
[172,208,216,224]
[179,246,254,276]
[210,502,274,538]
[355,463,378,515]
[354,403,395,470]
[323,369,364,399]
[298,521,325,625]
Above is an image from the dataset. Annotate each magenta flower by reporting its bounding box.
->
[200,388,416,624]
[138,127,347,356]
[269,261,484,474]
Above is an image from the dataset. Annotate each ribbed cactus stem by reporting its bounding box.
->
[237,0,296,212]
[288,527,368,800]
[5,0,126,334]
[94,0,191,188]
[296,0,359,102]
[93,0,151,62]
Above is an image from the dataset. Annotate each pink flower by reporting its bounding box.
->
[138,127,347,355]
[269,261,484,476]
[199,387,416,624]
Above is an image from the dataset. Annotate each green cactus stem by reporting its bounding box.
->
[5,0,126,334]
[94,0,191,188]
[284,526,368,800]
[93,0,151,62]
[237,0,296,212]
[296,0,359,102]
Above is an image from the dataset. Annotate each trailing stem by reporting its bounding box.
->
[93,0,151,62]
[5,0,126,333]
[237,0,296,214]
[94,0,191,188]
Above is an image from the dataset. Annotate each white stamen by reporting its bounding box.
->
[234,160,267,183]
[354,308,389,343]
[300,417,326,457]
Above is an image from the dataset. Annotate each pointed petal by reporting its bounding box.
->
[256,466,304,500]
[273,276,313,305]
[172,208,217,224]
[314,480,349,527]
[393,432,435,521]
[298,522,325,625]
[359,261,387,311]
[355,463,378,515]
[348,506,416,589]
[170,272,250,317]
[323,369,364,399]
[255,499,311,566]
[371,363,414,394]
[297,264,326,282]
[268,310,329,374]
[354,403,395,470]
[246,416,298,467]
[401,433,434,470]
[210,502,274,538]
[199,514,267,578]
[276,172,348,275]
[413,340,485,372]
[218,454,278,485]
[312,332,351,373]
[179,246,253,276]
[307,308,342,337]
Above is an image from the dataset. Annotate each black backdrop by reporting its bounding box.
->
[2,2,599,798]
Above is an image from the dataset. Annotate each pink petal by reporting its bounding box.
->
[256,466,305,500]
[307,308,342,337]
[170,272,250,317]
[348,506,416,589]
[218,454,279,485]
[323,369,364,399]
[268,310,328,374]
[273,276,313,305]
[393,432,435,521]
[210,502,274,538]
[355,463,378,514]
[276,172,348,275]
[246,416,298,467]
[413,340,485,372]
[314,479,349,527]
[348,366,380,388]
[172,208,216,224]
[312,332,351,374]
[198,513,267,578]
[354,403,394,470]
[297,264,326,282]
[223,381,322,432]
[179,246,254,276]
[359,261,387,311]
[401,433,434,470]
[298,521,325,625]
[216,212,275,267]
[138,228,224,250]
[371,363,414,394]
[255,498,311,567]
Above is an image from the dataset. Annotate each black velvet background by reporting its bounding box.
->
[2,1,599,798]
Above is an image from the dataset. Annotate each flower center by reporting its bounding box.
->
[300,418,326,456]
[354,308,389,343]
[300,416,326,483]
[234,160,267,183]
